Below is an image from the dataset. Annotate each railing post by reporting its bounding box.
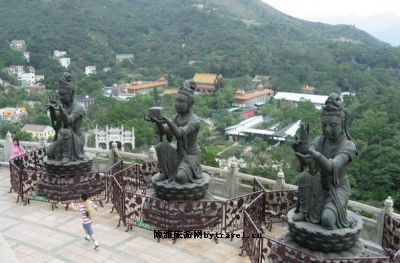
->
[273,169,285,191]
[226,160,239,198]
[3,131,12,161]
[148,145,157,162]
[376,196,394,244]
[111,141,118,164]
[39,135,47,149]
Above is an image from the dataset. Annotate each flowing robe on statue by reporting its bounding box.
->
[156,112,203,183]
[297,135,357,228]
[47,101,85,161]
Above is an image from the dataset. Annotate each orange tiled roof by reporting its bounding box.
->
[193,73,218,85]
[125,78,168,91]
[234,88,274,100]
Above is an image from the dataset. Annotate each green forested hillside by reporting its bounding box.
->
[0,0,399,93]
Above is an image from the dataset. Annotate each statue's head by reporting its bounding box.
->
[176,80,196,114]
[58,72,75,105]
[321,93,351,142]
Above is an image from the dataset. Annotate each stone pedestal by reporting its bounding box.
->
[151,172,210,201]
[37,156,105,202]
[141,190,221,231]
[286,208,363,252]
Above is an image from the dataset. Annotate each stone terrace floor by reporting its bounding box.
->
[0,167,262,263]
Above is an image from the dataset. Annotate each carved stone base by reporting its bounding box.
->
[37,157,104,202]
[43,156,93,174]
[287,208,363,252]
[277,234,365,261]
[152,172,210,201]
[140,191,221,230]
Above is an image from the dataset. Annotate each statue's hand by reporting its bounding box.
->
[162,116,171,124]
[55,99,62,108]
[150,117,163,125]
[308,149,322,160]
[295,152,312,161]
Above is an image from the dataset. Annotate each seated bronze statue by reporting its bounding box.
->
[150,80,205,185]
[292,93,358,230]
[46,73,86,164]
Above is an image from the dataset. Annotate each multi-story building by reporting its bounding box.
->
[22,124,55,141]
[23,52,30,62]
[53,50,67,58]
[26,66,35,74]
[59,57,71,68]
[19,73,36,86]
[192,73,223,94]
[27,84,46,94]
[116,54,134,63]
[85,66,96,76]
[5,65,24,77]
[0,107,27,123]
[10,40,26,52]
[233,86,274,107]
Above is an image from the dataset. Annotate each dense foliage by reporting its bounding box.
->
[0,0,399,93]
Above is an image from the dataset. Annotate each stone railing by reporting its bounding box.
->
[1,136,399,246]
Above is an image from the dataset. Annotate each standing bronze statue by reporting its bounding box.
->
[148,80,209,200]
[47,73,86,164]
[292,93,358,229]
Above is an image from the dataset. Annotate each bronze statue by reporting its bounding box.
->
[47,73,86,164]
[292,93,358,230]
[150,80,204,185]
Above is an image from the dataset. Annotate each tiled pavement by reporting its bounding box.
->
[0,167,253,263]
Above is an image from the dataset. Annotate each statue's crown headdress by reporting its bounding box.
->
[59,72,75,91]
[321,93,345,118]
[178,79,196,99]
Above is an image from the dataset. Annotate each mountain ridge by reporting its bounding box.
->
[0,0,399,92]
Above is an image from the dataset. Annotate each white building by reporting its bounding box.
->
[35,75,45,82]
[19,73,36,86]
[10,40,26,52]
[273,92,328,110]
[85,66,96,76]
[53,50,67,58]
[116,54,134,63]
[5,65,24,77]
[26,66,35,73]
[23,52,30,62]
[59,57,71,68]
[22,124,55,141]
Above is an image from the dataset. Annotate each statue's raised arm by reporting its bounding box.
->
[46,73,86,164]
[149,80,210,200]
[293,93,357,229]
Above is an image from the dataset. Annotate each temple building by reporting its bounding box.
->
[233,86,274,107]
[192,73,223,94]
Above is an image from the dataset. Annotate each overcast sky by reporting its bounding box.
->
[262,0,400,46]
[262,0,400,19]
